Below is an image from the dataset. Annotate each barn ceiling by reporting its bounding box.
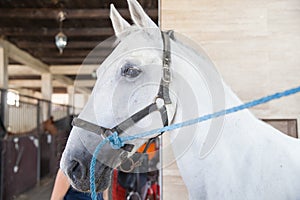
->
[0,0,158,93]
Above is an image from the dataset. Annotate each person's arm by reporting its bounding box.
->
[103,189,109,200]
[51,169,70,200]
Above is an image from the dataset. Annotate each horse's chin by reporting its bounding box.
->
[68,165,113,193]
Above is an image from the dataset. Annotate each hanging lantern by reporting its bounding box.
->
[55,11,67,54]
[55,31,67,54]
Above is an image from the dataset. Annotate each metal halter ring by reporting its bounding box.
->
[119,157,142,173]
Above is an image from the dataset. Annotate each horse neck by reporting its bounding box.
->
[168,39,269,155]
[170,78,255,150]
[171,66,300,162]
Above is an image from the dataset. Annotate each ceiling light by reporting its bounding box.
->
[55,11,67,54]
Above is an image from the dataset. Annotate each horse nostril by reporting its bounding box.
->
[68,160,86,181]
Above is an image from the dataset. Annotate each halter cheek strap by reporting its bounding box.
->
[72,30,174,153]
[157,31,172,104]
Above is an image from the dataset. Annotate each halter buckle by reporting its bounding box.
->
[162,66,171,83]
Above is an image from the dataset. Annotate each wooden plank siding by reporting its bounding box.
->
[161,0,300,119]
[161,0,300,199]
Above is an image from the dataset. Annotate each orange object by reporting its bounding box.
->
[136,142,157,160]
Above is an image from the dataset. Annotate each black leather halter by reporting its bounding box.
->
[72,31,174,152]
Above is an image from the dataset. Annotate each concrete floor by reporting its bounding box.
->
[15,177,54,200]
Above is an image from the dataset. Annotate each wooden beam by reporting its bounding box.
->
[0,39,49,73]
[9,80,62,88]
[53,77,96,88]
[8,64,40,75]
[50,65,98,75]
[41,73,52,120]
[72,80,96,87]
[9,79,96,88]
[53,75,74,86]
[0,8,158,19]
[8,64,99,75]
[16,41,107,49]
[0,42,8,127]
[67,86,75,107]
[41,73,52,101]
[41,57,104,65]
[75,87,92,94]
[9,80,46,88]
[0,43,8,89]
[0,27,113,37]
[33,49,111,57]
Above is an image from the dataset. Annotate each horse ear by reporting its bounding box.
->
[110,4,131,36]
[127,0,157,28]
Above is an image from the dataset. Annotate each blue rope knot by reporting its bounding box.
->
[108,132,124,149]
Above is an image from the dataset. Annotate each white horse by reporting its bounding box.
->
[60,0,300,199]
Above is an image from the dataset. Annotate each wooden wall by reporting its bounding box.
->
[161,0,300,119]
[160,0,300,198]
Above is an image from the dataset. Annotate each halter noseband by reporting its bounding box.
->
[72,30,174,153]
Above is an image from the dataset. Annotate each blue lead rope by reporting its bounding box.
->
[90,85,300,200]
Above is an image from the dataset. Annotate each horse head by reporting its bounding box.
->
[60,0,180,192]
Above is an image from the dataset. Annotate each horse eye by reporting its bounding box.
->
[121,63,142,78]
